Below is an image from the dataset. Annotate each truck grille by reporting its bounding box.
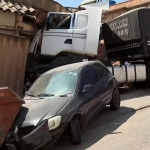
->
[18,126,34,137]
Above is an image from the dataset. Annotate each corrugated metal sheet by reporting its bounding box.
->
[0,0,35,15]
[0,33,30,96]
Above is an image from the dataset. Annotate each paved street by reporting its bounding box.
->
[52,88,150,150]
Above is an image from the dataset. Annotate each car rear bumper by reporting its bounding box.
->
[5,120,65,150]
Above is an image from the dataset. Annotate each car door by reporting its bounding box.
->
[93,62,114,105]
[79,66,102,122]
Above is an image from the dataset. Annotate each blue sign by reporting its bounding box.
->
[109,0,116,6]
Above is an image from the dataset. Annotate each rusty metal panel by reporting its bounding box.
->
[0,87,25,147]
[0,33,30,97]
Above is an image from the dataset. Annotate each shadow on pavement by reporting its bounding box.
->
[51,106,135,150]
[120,88,150,101]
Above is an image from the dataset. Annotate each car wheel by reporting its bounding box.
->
[110,88,121,110]
[70,117,81,144]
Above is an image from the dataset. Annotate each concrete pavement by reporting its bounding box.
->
[51,88,150,150]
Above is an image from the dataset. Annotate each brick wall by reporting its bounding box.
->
[109,0,149,12]
[104,2,150,24]
[97,41,107,60]
[104,9,128,22]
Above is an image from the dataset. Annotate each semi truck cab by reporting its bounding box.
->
[25,1,109,91]
[43,11,89,56]
[29,1,109,58]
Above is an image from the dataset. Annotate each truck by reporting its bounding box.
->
[25,0,150,90]
[24,0,109,90]
[102,7,150,86]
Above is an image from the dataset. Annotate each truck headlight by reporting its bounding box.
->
[48,116,61,130]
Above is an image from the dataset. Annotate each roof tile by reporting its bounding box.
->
[0,0,35,15]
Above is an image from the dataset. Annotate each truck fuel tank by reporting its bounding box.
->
[107,64,146,83]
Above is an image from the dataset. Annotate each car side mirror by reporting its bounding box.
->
[83,84,94,93]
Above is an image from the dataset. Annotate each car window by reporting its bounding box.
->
[80,66,99,91]
[93,63,110,79]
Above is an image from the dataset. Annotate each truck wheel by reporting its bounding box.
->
[110,88,121,110]
[70,117,81,144]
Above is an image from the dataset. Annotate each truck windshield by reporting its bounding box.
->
[46,13,72,30]
[28,71,78,97]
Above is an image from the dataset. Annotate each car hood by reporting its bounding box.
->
[13,96,72,128]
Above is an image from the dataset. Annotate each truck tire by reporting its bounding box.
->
[70,117,81,144]
[110,88,121,110]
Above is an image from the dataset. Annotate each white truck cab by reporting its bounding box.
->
[29,1,109,58]
[25,0,109,91]
[42,10,88,56]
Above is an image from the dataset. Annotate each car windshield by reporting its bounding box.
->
[27,71,78,97]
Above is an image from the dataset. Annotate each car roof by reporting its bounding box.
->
[43,61,103,75]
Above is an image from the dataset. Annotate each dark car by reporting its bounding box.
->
[5,61,120,150]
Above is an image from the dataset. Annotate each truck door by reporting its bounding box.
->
[41,13,74,56]
[72,13,88,52]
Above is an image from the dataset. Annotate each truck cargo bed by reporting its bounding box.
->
[102,8,150,60]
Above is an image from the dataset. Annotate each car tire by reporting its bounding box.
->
[70,117,81,144]
[110,88,121,110]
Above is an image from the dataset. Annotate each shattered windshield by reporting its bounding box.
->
[28,71,78,97]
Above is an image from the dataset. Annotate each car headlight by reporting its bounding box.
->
[48,116,62,130]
